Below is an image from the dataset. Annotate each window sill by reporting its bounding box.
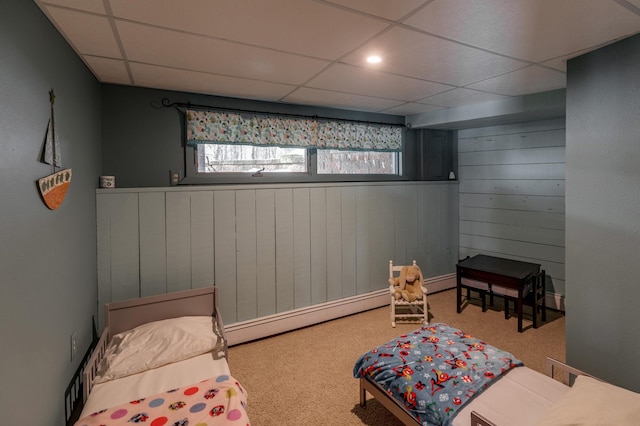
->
[180,174,411,186]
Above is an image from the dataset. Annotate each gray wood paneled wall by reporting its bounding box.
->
[457,119,566,300]
[97,181,458,328]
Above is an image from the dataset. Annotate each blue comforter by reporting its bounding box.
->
[353,323,523,426]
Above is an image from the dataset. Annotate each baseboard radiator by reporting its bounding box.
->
[225,273,456,346]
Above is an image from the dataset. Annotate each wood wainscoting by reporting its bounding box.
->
[96,181,459,332]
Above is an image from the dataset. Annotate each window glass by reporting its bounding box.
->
[317,149,398,175]
[197,144,307,173]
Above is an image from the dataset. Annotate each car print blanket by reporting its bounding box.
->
[75,374,249,425]
[353,323,523,426]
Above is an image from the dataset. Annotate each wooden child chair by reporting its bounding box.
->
[389,260,428,327]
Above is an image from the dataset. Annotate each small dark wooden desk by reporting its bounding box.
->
[456,254,542,332]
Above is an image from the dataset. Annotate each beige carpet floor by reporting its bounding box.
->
[227,288,565,425]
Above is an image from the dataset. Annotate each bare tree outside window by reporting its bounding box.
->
[198,144,306,173]
[196,145,398,175]
[317,150,397,174]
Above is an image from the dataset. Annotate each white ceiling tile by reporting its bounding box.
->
[342,27,528,86]
[283,87,404,113]
[116,21,330,85]
[43,6,121,57]
[34,0,640,115]
[466,66,566,96]
[382,102,444,115]
[109,0,388,60]
[324,0,429,21]
[36,0,106,14]
[306,63,451,101]
[404,0,640,63]
[84,56,130,85]
[129,63,296,102]
[419,88,509,108]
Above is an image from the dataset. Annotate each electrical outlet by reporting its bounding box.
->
[71,332,77,362]
[170,169,182,186]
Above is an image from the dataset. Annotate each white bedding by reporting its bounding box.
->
[80,351,231,418]
[95,315,225,383]
[453,366,570,426]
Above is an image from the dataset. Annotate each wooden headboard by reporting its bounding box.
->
[105,286,219,339]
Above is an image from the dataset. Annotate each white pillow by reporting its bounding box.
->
[534,375,640,425]
[96,316,224,383]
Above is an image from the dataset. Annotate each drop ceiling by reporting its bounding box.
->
[35,0,640,120]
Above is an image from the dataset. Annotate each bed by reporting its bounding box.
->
[354,323,640,426]
[66,287,250,426]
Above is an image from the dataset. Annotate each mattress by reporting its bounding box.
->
[80,351,231,418]
[453,366,570,426]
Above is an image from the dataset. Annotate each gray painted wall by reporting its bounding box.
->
[566,33,640,391]
[0,1,101,425]
[457,119,566,305]
[96,182,458,329]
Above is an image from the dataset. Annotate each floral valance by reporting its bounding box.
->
[186,109,402,151]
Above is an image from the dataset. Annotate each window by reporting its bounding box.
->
[195,145,400,176]
[196,144,307,173]
[317,149,397,175]
[186,108,403,182]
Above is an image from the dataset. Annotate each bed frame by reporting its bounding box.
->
[359,357,590,426]
[64,286,225,426]
[359,375,420,425]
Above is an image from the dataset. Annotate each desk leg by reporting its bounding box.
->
[532,273,540,329]
[541,270,547,322]
[517,288,523,333]
[456,267,462,313]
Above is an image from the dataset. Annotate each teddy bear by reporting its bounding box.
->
[389,264,424,302]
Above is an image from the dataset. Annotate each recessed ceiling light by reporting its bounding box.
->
[366,55,382,64]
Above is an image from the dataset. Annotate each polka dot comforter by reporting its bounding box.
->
[75,374,249,426]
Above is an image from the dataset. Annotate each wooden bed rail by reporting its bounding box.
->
[215,306,228,359]
[64,318,99,426]
[359,378,420,425]
[82,326,110,403]
[545,356,590,385]
[64,340,97,426]
[471,411,497,426]
[471,357,591,426]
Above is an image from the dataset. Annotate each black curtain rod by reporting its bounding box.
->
[161,98,407,128]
